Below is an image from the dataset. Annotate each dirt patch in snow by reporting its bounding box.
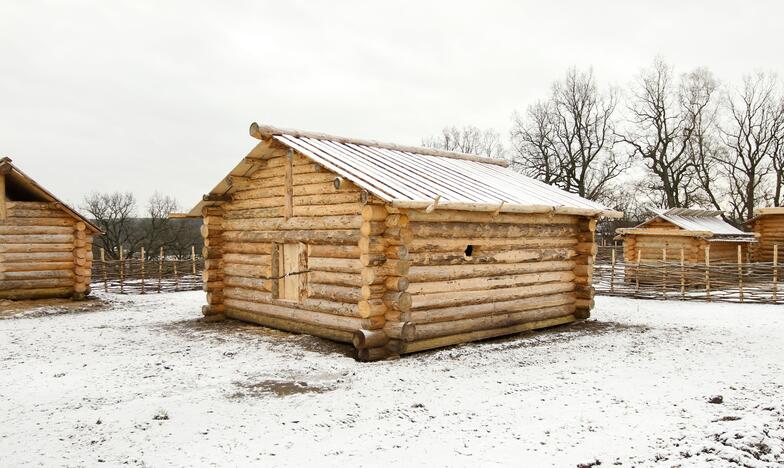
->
[230,379,336,398]
[0,296,109,319]
[160,316,354,357]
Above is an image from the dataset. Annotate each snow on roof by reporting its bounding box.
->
[185,123,622,218]
[646,208,752,237]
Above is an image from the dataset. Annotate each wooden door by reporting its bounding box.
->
[279,243,302,301]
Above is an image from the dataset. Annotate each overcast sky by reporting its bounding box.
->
[1,0,782,212]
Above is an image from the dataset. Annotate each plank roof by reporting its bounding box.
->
[622,208,755,241]
[185,123,622,218]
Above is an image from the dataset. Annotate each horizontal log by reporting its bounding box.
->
[412,303,576,341]
[292,203,361,217]
[0,286,74,300]
[0,261,73,273]
[408,260,575,282]
[0,270,74,280]
[353,329,389,349]
[309,270,362,288]
[225,297,373,331]
[223,230,359,245]
[409,222,578,239]
[308,257,362,274]
[410,288,575,324]
[0,278,74,291]
[409,248,575,266]
[409,268,577,295]
[406,210,579,225]
[0,217,75,227]
[222,242,271,255]
[223,253,271,266]
[222,215,362,232]
[412,275,575,309]
[6,201,59,210]
[0,252,74,263]
[357,347,392,361]
[225,307,354,343]
[7,208,70,219]
[0,234,74,244]
[307,283,362,303]
[401,314,577,354]
[0,243,74,254]
[225,197,283,210]
[0,225,73,235]
[223,286,362,317]
[308,245,359,259]
[294,192,366,206]
[224,206,282,219]
[409,237,577,253]
[384,321,416,341]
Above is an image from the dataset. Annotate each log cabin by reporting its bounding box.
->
[181,123,621,360]
[616,208,756,266]
[0,157,100,300]
[747,207,784,262]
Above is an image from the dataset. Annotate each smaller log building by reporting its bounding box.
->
[0,157,100,300]
[616,208,756,265]
[183,123,621,361]
[747,207,784,262]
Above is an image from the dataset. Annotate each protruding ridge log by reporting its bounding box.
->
[383,321,415,341]
[352,329,389,349]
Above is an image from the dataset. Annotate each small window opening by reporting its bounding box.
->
[464,245,474,257]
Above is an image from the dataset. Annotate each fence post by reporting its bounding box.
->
[610,247,616,293]
[635,250,641,293]
[738,244,744,303]
[100,248,108,293]
[158,247,163,293]
[173,259,179,292]
[140,247,145,294]
[662,248,667,298]
[705,246,711,302]
[774,244,779,303]
[680,247,685,299]
[191,245,196,275]
[119,246,125,294]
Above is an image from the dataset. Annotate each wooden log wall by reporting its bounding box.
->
[352,204,413,361]
[0,201,92,300]
[201,205,225,320]
[398,210,588,354]
[211,147,368,344]
[751,214,784,262]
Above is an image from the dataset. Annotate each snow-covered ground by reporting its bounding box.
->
[1,292,782,467]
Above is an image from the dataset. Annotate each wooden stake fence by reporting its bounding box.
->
[595,244,781,304]
[92,246,204,294]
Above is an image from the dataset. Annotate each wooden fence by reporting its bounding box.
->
[92,246,204,294]
[593,245,780,304]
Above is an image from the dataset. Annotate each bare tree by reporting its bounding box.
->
[82,192,141,259]
[718,73,784,220]
[510,67,626,200]
[82,191,202,260]
[619,59,716,208]
[422,125,506,158]
[509,102,561,185]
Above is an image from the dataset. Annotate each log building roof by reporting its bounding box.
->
[617,208,755,242]
[0,157,101,233]
[186,123,622,218]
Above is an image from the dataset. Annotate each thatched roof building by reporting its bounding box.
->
[184,123,620,360]
[0,157,100,300]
